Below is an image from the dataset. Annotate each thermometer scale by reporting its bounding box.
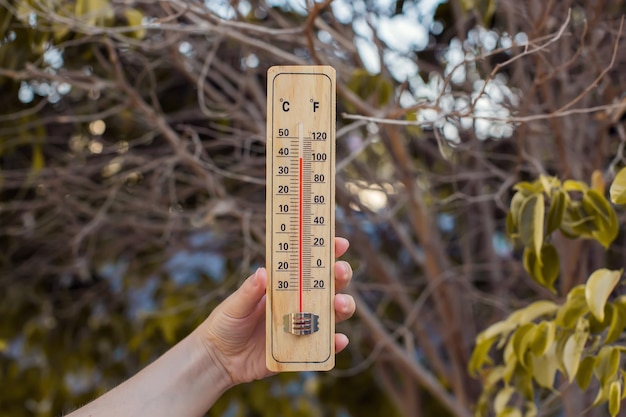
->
[266,66,336,372]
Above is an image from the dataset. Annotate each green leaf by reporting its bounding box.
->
[609,166,626,204]
[609,380,622,417]
[585,269,622,321]
[576,356,596,390]
[518,194,545,256]
[546,189,567,234]
[594,346,620,386]
[562,327,589,382]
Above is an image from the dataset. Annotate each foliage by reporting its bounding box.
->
[506,174,619,292]
[470,168,626,417]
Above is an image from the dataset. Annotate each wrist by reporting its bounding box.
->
[190,327,235,393]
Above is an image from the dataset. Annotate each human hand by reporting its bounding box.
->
[194,237,355,386]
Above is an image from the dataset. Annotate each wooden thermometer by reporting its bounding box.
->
[266,65,336,372]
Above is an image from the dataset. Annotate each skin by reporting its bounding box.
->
[67,237,355,417]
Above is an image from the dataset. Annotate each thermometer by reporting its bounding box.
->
[266,66,336,372]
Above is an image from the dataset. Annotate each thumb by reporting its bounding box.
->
[221,267,267,319]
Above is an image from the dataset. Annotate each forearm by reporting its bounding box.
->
[67,331,232,417]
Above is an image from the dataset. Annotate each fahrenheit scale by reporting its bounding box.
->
[266,66,336,372]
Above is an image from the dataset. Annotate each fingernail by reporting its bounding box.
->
[338,294,349,312]
[251,268,261,287]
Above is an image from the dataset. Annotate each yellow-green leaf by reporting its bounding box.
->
[496,407,522,417]
[405,112,422,137]
[524,245,559,292]
[494,386,515,415]
[523,401,537,417]
[530,321,555,356]
[124,8,146,39]
[589,303,614,334]
[592,202,619,249]
[581,189,619,248]
[563,180,589,193]
[512,365,534,400]
[497,407,522,417]
[511,323,536,367]
[583,189,613,221]
[606,302,626,344]
[609,166,626,204]
[537,175,561,195]
[562,328,589,382]
[546,189,567,234]
[592,170,606,194]
[595,346,620,386]
[523,247,541,286]
[530,343,558,388]
[585,269,622,321]
[556,286,589,328]
[75,0,114,26]
[468,336,497,377]
[534,244,559,292]
[506,211,517,238]
[518,193,545,256]
[511,300,559,324]
[503,342,517,384]
[513,181,541,195]
[609,381,622,417]
[477,321,517,344]
[592,384,610,407]
[576,356,596,390]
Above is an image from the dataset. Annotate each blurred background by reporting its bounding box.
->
[1,0,626,416]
